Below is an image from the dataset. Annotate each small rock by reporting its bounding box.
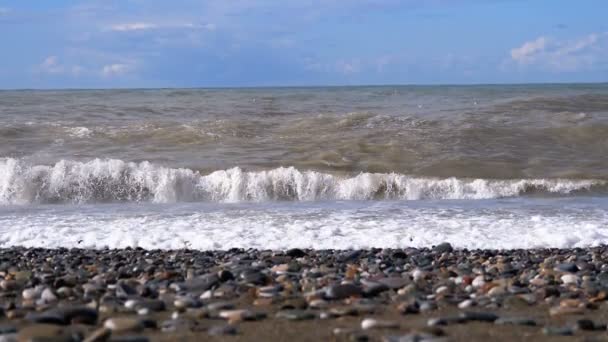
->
[22,288,40,300]
[286,248,307,258]
[361,318,399,330]
[542,326,573,336]
[494,317,537,326]
[428,316,466,326]
[276,310,316,320]
[208,324,238,336]
[554,263,579,273]
[325,284,362,300]
[104,318,143,333]
[561,274,580,285]
[432,242,453,253]
[459,311,498,322]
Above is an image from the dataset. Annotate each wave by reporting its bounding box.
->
[0,158,606,205]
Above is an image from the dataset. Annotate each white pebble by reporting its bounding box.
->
[472,275,486,288]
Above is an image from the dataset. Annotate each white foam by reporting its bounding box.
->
[66,127,92,138]
[0,158,605,205]
[0,199,607,250]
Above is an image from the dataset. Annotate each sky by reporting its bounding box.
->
[0,0,607,88]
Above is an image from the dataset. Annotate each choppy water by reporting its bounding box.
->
[1,84,608,249]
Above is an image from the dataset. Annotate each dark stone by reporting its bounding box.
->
[391,251,407,259]
[362,282,389,297]
[217,270,234,282]
[208,324,238,336]
[286,248,307,258]
[459,311,499,322]
[115,282,137,299]
[27,307,98,325]
[240,271,268,285]
[554,263,579,273]
[542,326,573,336]
[574,319,596,331]
[325,284,362,300]
[174,274,219,292]
[433,243,453,254]
[427,316,466,326]
[494,317,537,326]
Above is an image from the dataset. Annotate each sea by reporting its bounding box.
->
[1,84,608,250]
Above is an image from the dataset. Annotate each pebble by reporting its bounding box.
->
[542,326,574,336]
[276,310,316,320]
[561,274,580,284]
[361,318,399,330]
[325,284,362,300]
[5,246,608,341]
[494,317,537,326]
[459,311,499,322]
[208,324,238,336]
[432,242,453,253]
[104,317,143,333]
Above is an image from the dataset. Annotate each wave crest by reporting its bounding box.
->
[0,158,605,205]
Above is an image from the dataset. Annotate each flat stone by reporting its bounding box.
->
[561,274,580,285]
[494,317,537,326]
[361,318,399,330]
[554,263,579,273]
[459,311,499,322]
[219,310,265,322]
[428,316,466,326]
[104,318,144,333]
[542,326,573,336]
[208,325,237,336]
[172,274,219,293]
[27,307,98,325]
[325,284,362,300]
[276,310,316,320]
[377,277,410,289]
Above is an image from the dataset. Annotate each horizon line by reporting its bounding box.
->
[1,81,607,92]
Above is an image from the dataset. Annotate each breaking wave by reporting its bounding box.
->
[0,158,606,205]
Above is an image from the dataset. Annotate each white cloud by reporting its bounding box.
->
[510,33,608,71]
[40,56,63,74]
[510,37,548,64]
[101,63,131,77]
[108,22,215,32]
[36,56,84,77]
[0,7,9,15]
[110,22,158,32]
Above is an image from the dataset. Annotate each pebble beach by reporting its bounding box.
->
[2,244,608,341]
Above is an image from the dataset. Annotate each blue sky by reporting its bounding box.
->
[0,0,607,88]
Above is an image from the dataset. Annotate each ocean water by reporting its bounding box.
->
[1,84,607,249]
